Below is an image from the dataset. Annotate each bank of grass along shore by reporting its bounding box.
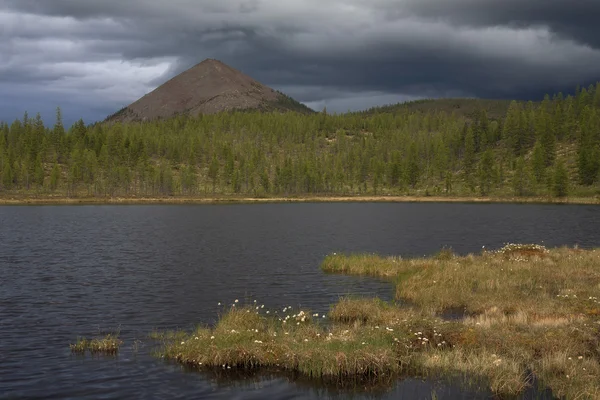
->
[321,245,600,399]
[152,245,600,399]
[2,194,600,205]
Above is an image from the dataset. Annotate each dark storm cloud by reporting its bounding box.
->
[400,0,600,49]
[1,0,599,124]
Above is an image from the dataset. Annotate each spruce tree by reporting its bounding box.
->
[463,127,475,189]
[540,129,556,167]
[208,156,219,195]
[478,149,494,196]
[20,158,30,190]
[53,107,65,161]
[50,163,60,192]
[405,142,420,188]
[578,145,600,185]
[503,101,524,155]
[512,156,530,196]
[444,172,452,194]
[532,141,546,184]
[1,159,12,189]
[553,159,569,197]
[34,154,44,188]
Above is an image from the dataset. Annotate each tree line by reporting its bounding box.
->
[1,82,599,198]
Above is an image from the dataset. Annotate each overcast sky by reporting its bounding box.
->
[2,0,600,126]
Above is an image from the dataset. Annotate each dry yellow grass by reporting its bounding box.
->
[328,297,412,325]
[323,245,600,317]
[321,245,600,398]
[537,351,600,399]
[149,245,600,398]
[416,349,528,395]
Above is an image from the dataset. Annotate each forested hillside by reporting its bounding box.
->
[1,83,599,199]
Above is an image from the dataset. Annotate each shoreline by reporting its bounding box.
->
[0,194,599,205]
[152,246,600,399]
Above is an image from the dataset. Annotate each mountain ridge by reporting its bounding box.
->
[106,59,314,122]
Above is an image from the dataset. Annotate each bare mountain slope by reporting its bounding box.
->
[107,59,313,122]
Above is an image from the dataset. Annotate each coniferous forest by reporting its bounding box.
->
[1,83,599,200]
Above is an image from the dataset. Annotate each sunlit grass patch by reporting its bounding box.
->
[154,300,468,386]
[88,334,122,354]
[416,349,529,396]
[319,245,600,398]
[536,351,600,399]
[70,333,122,355]
[69,337,89,353]
[157,305,406,381]
[390,246,600,316]
[147,245,600,398]
[328,297,410,326]
[462,306,585,328]
[321,253,413,278]
[154,298,600,397]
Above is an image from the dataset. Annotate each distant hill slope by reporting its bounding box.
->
[359,98,517,120]
[106,59,313,122]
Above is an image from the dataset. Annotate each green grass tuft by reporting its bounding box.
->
[70,333,123,355]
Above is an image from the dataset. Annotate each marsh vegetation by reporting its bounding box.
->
[154,245,600,399]
[70,333,123,355]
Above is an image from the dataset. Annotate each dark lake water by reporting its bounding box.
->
[1,202,599,399]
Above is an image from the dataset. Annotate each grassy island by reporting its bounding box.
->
[154,245,600,399]
[70,333,122,355]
